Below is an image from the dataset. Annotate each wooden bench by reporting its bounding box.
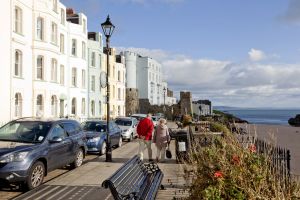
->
[102,155,164,200]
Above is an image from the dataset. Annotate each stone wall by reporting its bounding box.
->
[137,91,193,120]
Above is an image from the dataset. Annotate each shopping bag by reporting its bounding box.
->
[166,146,172,159]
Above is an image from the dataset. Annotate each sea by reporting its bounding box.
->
[215,108,300,125]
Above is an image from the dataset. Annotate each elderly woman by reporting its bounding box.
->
[153,118,171,163]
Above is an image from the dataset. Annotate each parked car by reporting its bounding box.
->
[0,118,87,190]
[81,120,122,155]
[130,114,147,121]
[151,116,160,127]
[115,117,138,141]
[155,113,165,119]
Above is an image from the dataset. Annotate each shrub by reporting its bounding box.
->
[185,127,300,199]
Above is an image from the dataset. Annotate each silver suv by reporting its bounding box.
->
[115,117,138,141]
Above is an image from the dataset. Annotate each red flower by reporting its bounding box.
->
[214,171,223,178]
[249,144,256,153]
[232,155,240,165]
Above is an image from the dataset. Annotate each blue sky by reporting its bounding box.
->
[61,0,300,108]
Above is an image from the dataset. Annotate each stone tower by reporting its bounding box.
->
[180,91,193,115]
[122,51,139,116]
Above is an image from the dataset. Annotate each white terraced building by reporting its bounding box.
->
[0,0,90,123]
[87,32,105,119]
[122,51,165,106]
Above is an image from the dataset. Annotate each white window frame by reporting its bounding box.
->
[14,50,22,77]
[60,65,64,85]
[82,42,86,59]
[91,100,95,116]
[91,75,95,92]
[72,68,77,87]
[14,6,22,34]
[51,22,57,44]
[36,17,44,40]
[52,0,57,12]
[82,69,86,88]
[72,39,77,56]
[60,34,65,53]
[60,8,65,25]
[36,95,43,116]
[91,52,95,67]
[71,98,76,115]
[51,59,57,82]
[37,56,44,80]
[51,95,57,117]
[81,98,85,115]
[15,93,22,118]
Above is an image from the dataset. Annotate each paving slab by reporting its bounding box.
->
[14,122,190,200]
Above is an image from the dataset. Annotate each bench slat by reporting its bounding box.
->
[102,155,164,200]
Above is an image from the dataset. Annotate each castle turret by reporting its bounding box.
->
[122,51,139,115]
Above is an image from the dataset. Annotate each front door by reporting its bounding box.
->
[60,100,64,117]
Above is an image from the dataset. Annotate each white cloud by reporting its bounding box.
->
[248,48,266,62]
[117,46,300,107]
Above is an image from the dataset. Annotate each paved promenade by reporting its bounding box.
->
[13,122,189,200]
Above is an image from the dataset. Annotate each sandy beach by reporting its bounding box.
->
[238,123,300,175]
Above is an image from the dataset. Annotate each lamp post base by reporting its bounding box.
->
[105,151,112,162]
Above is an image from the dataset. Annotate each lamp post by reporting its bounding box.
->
[101,15,115,162]
[163,87,166,118]
[163,87,166,106]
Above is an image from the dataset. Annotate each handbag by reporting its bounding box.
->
[166,146,172,159]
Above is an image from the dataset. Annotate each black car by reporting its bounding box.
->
[0,118,87,190]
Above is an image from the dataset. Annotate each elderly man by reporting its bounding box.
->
[137,113,154,162]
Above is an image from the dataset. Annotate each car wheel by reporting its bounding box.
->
[71,149,84,169]
[100,141,106,155]
[26,161,45,190]
[117,137,122,147]
[128,133,133,142]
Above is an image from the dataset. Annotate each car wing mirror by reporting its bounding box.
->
[49,136,63,143]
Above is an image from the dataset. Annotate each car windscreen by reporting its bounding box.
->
[115,119,132,126]
[0,121,51,143]
[82,122,106,132]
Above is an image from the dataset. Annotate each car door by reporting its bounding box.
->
[132,119,137,137]
[113,122,121,145]
[108,122,116,145]
[47,124,72,171]
[62,122,80,163]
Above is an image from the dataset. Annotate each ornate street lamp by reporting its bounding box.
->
[101,15,115,162]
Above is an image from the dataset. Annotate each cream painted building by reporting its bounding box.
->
[0,0,89,123]
[106,49,126,118]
